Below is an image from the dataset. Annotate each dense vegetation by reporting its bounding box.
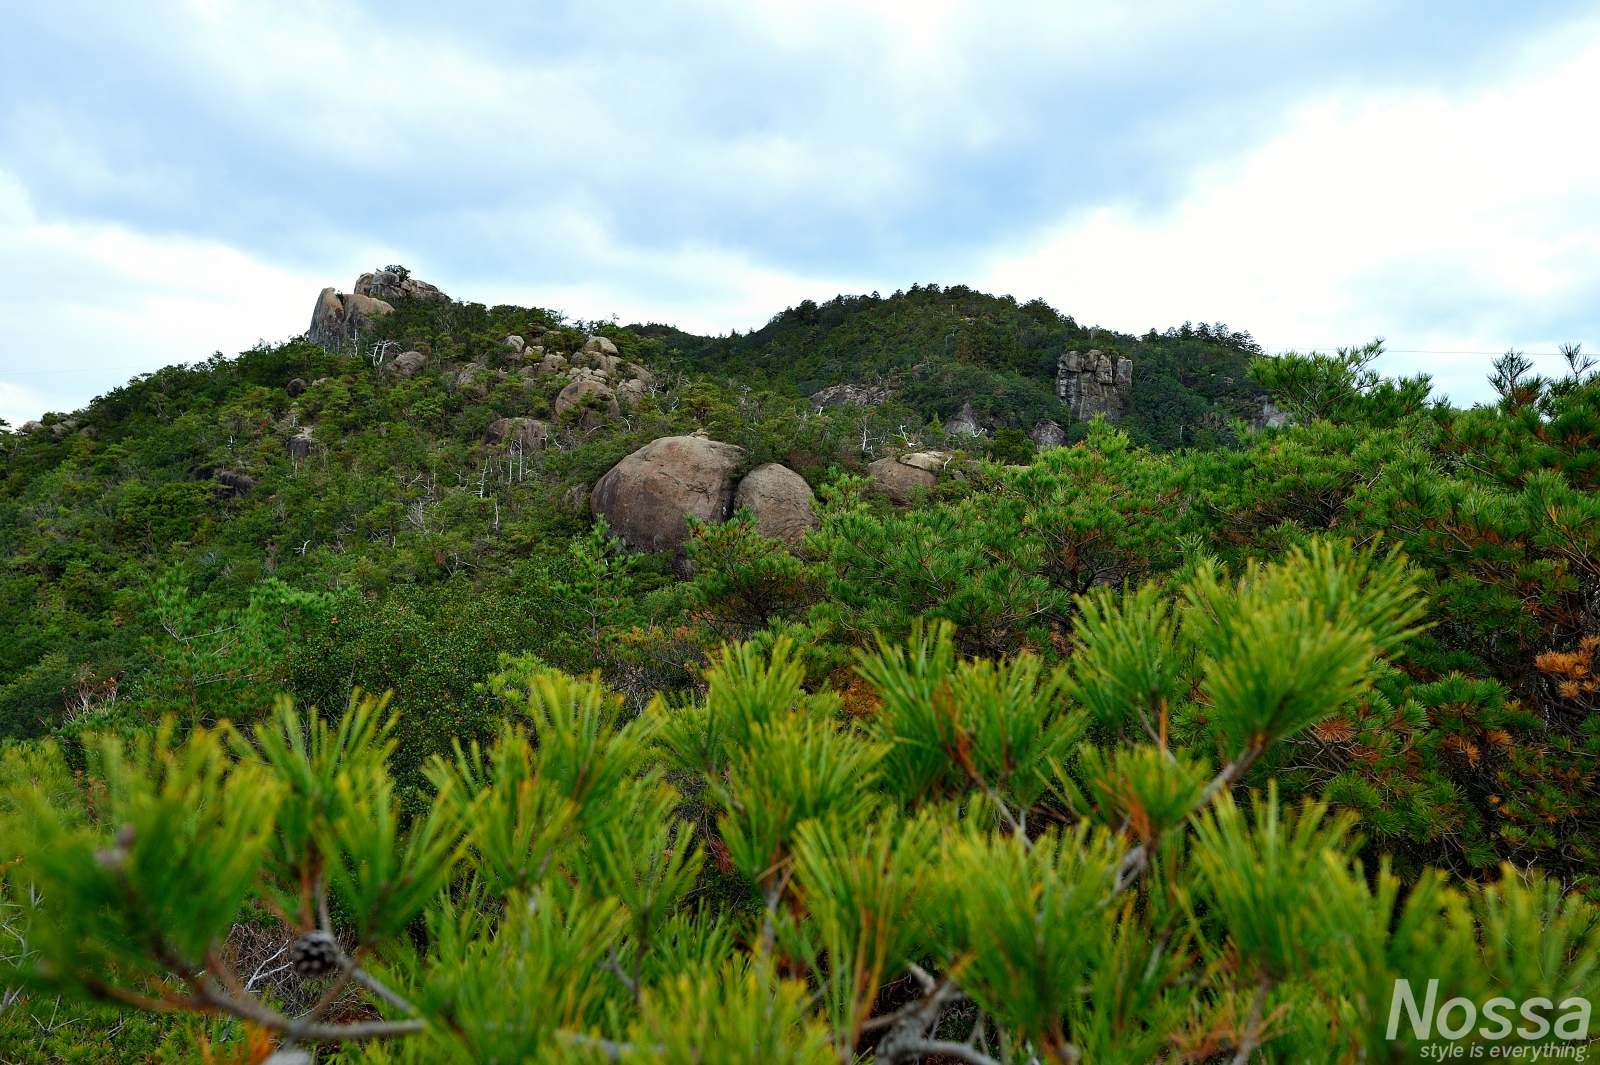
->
[1,281,1597,1062]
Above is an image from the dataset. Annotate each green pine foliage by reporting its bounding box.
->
[2,278,1599,1059]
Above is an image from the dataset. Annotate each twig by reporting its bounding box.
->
[1231,975,1272,1065]
[599,946,640,1000]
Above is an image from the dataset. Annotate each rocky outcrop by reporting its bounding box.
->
[309,269,445,350]
[555,379,621,425]
[1030,420,1066,449]
[1058,349,1132,423]
[287,429,314,461]
[944,400,985,437]
[584,336,620,356]
[617,378,649,405]
[536,354,569,377]
[212,470,257,495]
[733,464,817,544]
[19,420,45,434]
[1248,398,1292,431]
[455,366,494,401]
[308,287,395,349]
[286,378,308,397]
[867,451,949,505]
[354,269,449,303]
[591,436,748,553]
[483,417,548,451]
[811,383,891,409]
[391,351,428,378]
[505,335,526,355]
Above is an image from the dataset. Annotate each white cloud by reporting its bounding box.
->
[979,19,1600,404]
[0,171,334,425]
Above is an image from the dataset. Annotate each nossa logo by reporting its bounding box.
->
[1388,979,1591,1052]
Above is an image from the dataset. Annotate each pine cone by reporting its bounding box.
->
[289,932,341,979]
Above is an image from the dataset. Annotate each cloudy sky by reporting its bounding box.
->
[3,0,1599,424]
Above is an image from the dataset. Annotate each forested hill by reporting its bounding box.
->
[635,282,1270,449]
[5,268,1600,1060]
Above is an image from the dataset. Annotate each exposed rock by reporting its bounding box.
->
[590,436,748,552]
[944,400,985,437]
[900,449,953,474]
[811,383,891,408]
[584,335,619,356]
[392,351,428,378]
[51,423,69,438]
[286,378,308,397]
[213,470,257,494]
[308,288,346,348]
[867,453,940,505]
[354,270,449,303]
[483,417,549,451]
[1057,349,1133,423]
[342,293,394,331]
[1248,398,1292,431]
[536,354,569,377]
[1030,420,1067,449]
[307,287,394,350]
[629,364,656,389]
[733,464,817,544]
[19,420,44,434]
[455,366,493,400]
[287,430,314,461]
[555,379,621,425]
[504,335,526,355]
[617,378,649,405]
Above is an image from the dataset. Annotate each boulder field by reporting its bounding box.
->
[592,434,964,553]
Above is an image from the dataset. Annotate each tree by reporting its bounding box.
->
[5,539,1596,1064]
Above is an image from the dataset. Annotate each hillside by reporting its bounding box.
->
[0,275,1270,752]
[635,283,1272,450]
[4,270,1600,1062]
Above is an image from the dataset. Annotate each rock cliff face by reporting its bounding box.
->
[1057,349,1133,423]
[309,268,448,350]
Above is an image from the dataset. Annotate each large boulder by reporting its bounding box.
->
[307,287,394,350]
[483,417,548,451]
[555,379,621,424]
[733,464,817,544]
[867,454,940,505]
[308,288,346,348]
[1030,420,1067,449]
[591,436,748,553]
[287,429,314,461]
[19,420,45,434]
[944,400,985,437]
[536,353,569,377]
[354,269,449,303]
[455,366,493,401]
[811,383,891,409]
[616,378,649,405]
[584,335,619,356]
[391,351,428,378]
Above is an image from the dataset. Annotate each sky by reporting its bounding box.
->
[3,0,1599,425]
